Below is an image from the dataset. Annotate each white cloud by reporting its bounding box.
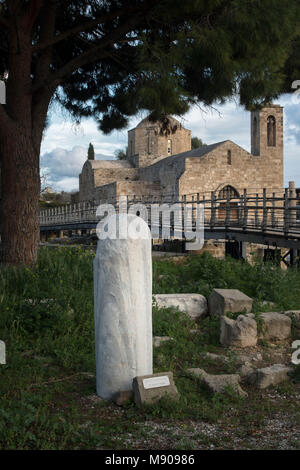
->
[183,101,250,151]
[41,146,111,191]
[53,177,80,193]
[41,146,85,177]
[41,119,129,156]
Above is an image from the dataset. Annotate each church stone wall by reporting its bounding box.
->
[139,155,186,200]
[79,165,94,202]
[115,181,161,198]
[139,139,283,201]
[94,180,161,204]
[128,121,191,168]
[93,168,139,188]
[179,140,284,198]
[79,160,139,202]
[94,182,118,204]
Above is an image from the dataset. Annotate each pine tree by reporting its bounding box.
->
[0,0,299,264]
[191,137,205,150]
[115,147,128,161]
[88,143,95,161]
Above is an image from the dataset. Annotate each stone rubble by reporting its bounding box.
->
[209,289,253,318]
[153,336,173,348]
[260,312,291,341]
[246,364,293,389]
[220,314,258,348]
[219,311,292,348]
[154,293,208,320]
[113,390,134,406]
[283,310,300,322]
[187,368,247,397]
[238,364,255,379]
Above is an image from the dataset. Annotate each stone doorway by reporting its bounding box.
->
[217,185,240,223]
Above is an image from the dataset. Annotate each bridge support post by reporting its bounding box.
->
[290,249,298,268]
[289,181,297,230]
[241,242,247,260]
[225,240,247,261]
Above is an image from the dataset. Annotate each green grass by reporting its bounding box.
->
[153,251,300,311]
[0,247,300,449]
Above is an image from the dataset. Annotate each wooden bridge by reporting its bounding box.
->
[39,187,300,263]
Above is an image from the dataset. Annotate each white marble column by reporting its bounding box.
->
[94,214,153,399]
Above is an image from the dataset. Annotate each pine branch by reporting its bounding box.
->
[34,1,57,85]
[33,1,159,52]
[32,13,145,92]
[34,12,122,51]
[25,0,43,32]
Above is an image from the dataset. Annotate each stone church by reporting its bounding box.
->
[78,104,284,204]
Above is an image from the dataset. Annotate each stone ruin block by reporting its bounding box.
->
[209,289,253,318]
[220,314,258,348]
[153,336,173,348]
[113,390,134,406]
[154,293,208,320]
[133,372,179,407]
[220,311,292,348]
[187,368,247,397]
[247,364,293,389]
[284,310,300,322]
[260,312,292,341]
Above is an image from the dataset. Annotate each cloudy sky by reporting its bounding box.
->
[41,93,300,193]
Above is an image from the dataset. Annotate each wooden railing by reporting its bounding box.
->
[39,188,300,236]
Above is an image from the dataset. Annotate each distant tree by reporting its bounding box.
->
[39,190,73,207]
[191,137,205,149]
[40,169,50,191]
[88,143,95,161]
[115,147,128,161]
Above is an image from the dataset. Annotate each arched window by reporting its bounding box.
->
[219,185,239,200]
[267,115,276,147]
[218,185,240,222]
[253,116,259,153]
[147,134,150,154]
[227,150,232,165]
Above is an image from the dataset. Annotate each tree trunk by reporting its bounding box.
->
[0,127,40,265]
